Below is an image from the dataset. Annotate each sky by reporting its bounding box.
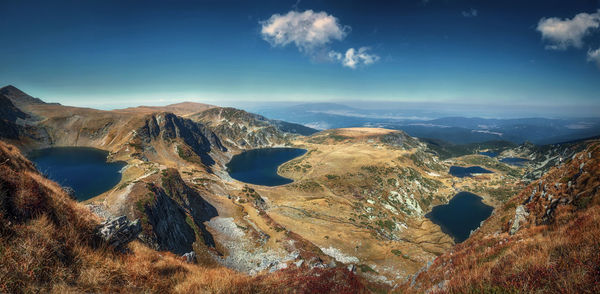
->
[1,0,599,117]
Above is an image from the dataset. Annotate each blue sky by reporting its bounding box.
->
[0,0,599,117]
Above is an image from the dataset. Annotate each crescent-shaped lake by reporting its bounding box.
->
[28,147,127,201]
[226,148,306,186]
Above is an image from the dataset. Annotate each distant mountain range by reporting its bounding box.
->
[254,103,600,145]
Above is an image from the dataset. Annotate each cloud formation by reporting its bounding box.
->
[260,10,349,52]
[260,10,378,69]
[588,48,600,67]
[462,9,478,18]
[329,47,380,69]
[536,10,600,50]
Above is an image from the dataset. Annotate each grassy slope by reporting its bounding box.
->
[0,140,366,293]
[399,140,600,293]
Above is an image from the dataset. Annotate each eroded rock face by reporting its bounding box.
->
[134,112,226,166]
[138,168,218,255]
[142,189,197,254]
[190,107,312,150]
[96,216,142,251]
[0,93,28,140]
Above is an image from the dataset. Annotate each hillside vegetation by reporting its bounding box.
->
[400,140,600,293]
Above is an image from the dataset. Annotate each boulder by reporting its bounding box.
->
[62,186,76,200]
[183,251,197,263]
[96,216,141,251]
[347,264,357,273]
[509,205,529,235]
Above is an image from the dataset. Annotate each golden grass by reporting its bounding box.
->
[333,128,399,138]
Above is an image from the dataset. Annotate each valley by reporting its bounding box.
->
[1,85,597,292]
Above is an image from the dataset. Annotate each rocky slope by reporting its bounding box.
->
[190,107,317,150]
[129,112,226,168]
[0,85,48,108]
[0,93,27,140]
[127,168,219,255]
[400,140,600,293]
[500,139,593,181]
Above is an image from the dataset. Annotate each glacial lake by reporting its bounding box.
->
[226,148,306,186]
[28,147,127,201]
[449,166,493,178]
[500,157,529,166]
[479,151,498,157]
[425,192,494,243]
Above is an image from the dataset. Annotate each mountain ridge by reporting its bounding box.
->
[1,85,598,292]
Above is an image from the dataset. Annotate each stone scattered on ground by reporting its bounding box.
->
[96,216,142,251]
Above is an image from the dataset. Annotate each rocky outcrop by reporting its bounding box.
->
[509,205,529,235]
[380,131,422,150]
[520,143,600,224]
[138,168,218,255]
[96,216,142,251]
[141,188,197,254]
[183,251,197,263]
[190,107,315,149]
[134,112,226,166]
[0,93,28,140]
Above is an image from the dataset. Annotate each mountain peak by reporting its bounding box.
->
[0,85,46,107]
[0,85,26,95]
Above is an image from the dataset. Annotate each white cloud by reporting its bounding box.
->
[329,47,380,69]
[462,9,478,18]
[260,10,379,69]
[260,10,349,52]
[537,10,600,50]
[587,48,600,67]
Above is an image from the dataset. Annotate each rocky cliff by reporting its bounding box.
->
[190,107,317,149]
[137,168,218,255]
[0,93,27,140]
[131,112,226,167]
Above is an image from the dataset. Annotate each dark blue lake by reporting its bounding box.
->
[28,147,127,201]
[226,148,306,186]
[479,151,498,157]
[449,166,493,178]
[500,157,529,166]
[425,192,494,243]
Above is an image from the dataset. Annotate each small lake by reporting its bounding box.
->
[449,166,493,178]
[425,192,494,243]
[226,148,306,186]
[479,151,498,157]
[500,157,529,166]
[28,147,127,201]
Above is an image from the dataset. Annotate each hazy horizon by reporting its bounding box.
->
[1,0,599,118]
[4,83,599,120]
